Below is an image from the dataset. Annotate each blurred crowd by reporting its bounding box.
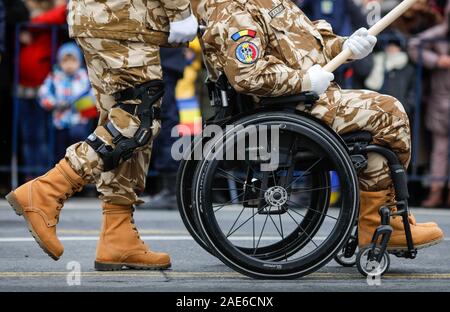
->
[0,0,449,207]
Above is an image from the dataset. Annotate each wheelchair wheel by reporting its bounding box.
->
[177,120,331,261]
[193,112,359,278]
[356,247,390,277]
[191,154,332,261]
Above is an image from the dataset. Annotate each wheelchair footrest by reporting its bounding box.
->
[390,249,418,259]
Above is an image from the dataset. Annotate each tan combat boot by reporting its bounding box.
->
[95,203,171,271]
[5,159,85,260]
[378,187,437,228]
[358,190,444,251]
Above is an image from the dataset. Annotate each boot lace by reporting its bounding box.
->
[386,187,400,219]
[130,209,145,245]
[54,186,81,222]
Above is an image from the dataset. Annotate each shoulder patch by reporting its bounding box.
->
[231,29,257,41]
[235,41,259,65]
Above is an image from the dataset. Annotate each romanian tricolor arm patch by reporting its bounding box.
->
[235,41,259,64]
[231,29,257,41]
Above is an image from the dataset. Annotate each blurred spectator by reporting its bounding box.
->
[296,0,367,36]
[176,38,203,136]
[19,0,67,87]
[365,32,416,115]
[0,0,4,63]
[355,0,443,35]
[38,42,95,160]
[295,0,368,87]
[430,0,449,16]
[138,47,187,210]
[17,0,67,180]
[409,2,450,207]
[392,0,443,35]
[0,1,29,188]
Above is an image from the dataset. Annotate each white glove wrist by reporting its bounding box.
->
[344,27,377,60]
[168,14,199,44]
[306,65,334,95]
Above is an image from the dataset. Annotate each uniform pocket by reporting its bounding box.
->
[102,42,160,70]
[146,0,170,33]
[268,17,309,67]
[80,38,162,93]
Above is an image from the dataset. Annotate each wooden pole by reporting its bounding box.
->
[323,0,418,72]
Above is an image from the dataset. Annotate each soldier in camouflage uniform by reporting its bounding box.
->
[6,0,198,270]
[196,0,444,250]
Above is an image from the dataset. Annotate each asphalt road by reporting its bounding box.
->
[1,198,450,292]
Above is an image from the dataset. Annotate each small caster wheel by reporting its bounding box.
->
[334,247,358,267]
[356,246,390,277]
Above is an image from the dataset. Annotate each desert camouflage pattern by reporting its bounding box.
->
[197,0,411,191]
[65,38,162,205]
[68,0,193,45]
[301,88,411,191]
[197,0,346,96]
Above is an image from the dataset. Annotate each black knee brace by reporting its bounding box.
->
[86,80,164,171]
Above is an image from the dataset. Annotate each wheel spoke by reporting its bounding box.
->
[286,210,319,248]
[278,213,288,262]
[216,168,268,194]
[213,191,245,212]
[286,199,337,221]
[285,157,324,190]
[268,212,283,238]
[290,184,339,195]
[227,204,268,238]
[213,196,267,212]
[252,206,256,249]
[216,168,246,185]
[254,206,271,254]
[226,205,247,237]
[271,171,278,186]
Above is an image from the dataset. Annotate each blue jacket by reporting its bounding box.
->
[297,0,363,36]
[160,47,186,75]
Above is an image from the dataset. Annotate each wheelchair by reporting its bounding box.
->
[176,73,417,279]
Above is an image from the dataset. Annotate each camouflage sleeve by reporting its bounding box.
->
[160,0,193,22]
[312,20,347,60]
[220,10,311,97]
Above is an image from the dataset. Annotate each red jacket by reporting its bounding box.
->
[19,5,67,87]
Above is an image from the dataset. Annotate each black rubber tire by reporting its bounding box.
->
[356,246,390,277]
[176,136,214,256]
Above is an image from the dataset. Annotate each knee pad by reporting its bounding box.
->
[86,80,164,171]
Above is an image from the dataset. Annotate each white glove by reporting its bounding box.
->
[168,14,199,44]
[343,27,377,60]
[306,65,334,95]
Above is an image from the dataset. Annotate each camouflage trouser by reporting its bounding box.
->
[65,38,162,205]
[298,87,411,192]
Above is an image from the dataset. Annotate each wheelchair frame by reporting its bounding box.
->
[176,70,417,278]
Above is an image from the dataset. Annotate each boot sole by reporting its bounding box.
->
[5,192,60,261]
[386,237,444,252]
[360,237,444,253]
[94,261,172,271]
